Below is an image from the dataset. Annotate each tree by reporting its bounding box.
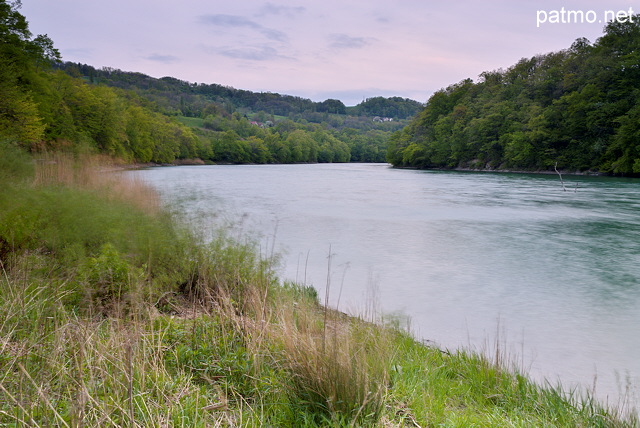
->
[0,0,60,147]
[124,105,154,162]
[285,129,317,162]
[246,136,269,164]
[313,130,350,163]
[0,70,44,146]
[264,133,290,163]
[606,102,640,173]
[317,99,346,114]
[356,96,423,119]
[212,130,250,164]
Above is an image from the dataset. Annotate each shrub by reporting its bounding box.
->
[79,243,144,312]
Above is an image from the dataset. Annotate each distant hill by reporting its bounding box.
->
[55,62,423,120]
[45,61,424,164]
[353,96,424,120]
[388,17,640,176]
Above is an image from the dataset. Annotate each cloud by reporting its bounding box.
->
[328,33,375,50]
[375,16,391,24]
[258,3,306,17]
[216,45,282,61]
[260,28,288,43]
[199,14,259,29]
[146,53,179,64]
[199,14,288,42]
[61,47,93,60]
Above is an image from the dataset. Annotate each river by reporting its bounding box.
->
[131,163,640,408]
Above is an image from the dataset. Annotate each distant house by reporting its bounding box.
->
[250,120,274,128]
[373,116,393,123]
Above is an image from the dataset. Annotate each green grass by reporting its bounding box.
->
[175,116,205,128]
[385,333,631,427]
[0,142,637,427]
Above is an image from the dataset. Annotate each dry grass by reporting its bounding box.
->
[178,245,394,425]
[33,151,160,215]
[246,286,393,425]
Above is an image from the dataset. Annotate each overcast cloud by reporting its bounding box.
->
[20,0,634,105]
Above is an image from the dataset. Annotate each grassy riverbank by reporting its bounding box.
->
[0,143,636,427]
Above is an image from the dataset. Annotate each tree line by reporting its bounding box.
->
[48,64,412,163]
[387,18,640,175]
[57,62,424,120]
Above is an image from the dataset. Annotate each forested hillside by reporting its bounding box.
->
[388,18,640,175]
[0,1,203,163]
[1,1,421,164]
[56,62,423,163]
[56,62,423,120]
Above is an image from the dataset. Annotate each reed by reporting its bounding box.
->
[33,151,160,216]
[259,289,392,425]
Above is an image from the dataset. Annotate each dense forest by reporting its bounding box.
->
[50,63,423,164]
[387,18,640,175]
[56,62,423,120]
[0,1,422,164]
[58,62,423,163]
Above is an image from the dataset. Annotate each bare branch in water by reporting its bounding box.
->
[554,162,566,192]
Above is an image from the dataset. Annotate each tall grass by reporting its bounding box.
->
[0,275,220,426]
[1,146,191,312]
[257,282,392,425]
[33,151,160,215]
[0,143,636,426]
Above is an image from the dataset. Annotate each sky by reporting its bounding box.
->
[20,0,636,106]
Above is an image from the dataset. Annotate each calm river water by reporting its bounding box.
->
[132,163,640,407]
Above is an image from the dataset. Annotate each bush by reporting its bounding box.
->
[0,140,34,184]
[79,243,144,312]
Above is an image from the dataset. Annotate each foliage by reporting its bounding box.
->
[316,98,347,114]
[56,62,422,119]
[30,70,201,162]
[353,96,424,119]
[0,139,33,183]
[388,17,640,175]
[79,242,145,312]
[0,0,55,146]
[51,63,423,164]
[0,150,192,312]
[0,0,200,163]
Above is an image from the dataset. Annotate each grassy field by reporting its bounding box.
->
[176,116,205,129]
[0,142,637,427]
